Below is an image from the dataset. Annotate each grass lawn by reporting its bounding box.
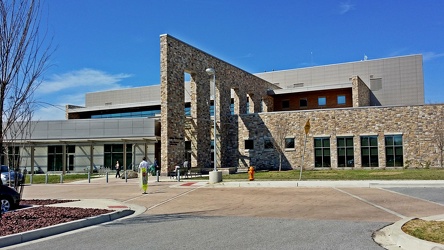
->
[25,173,103,184]
[222,168,444,181]
[402,219,444,244]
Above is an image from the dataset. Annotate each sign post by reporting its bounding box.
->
[300,119,310,181]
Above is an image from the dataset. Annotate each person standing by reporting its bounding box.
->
[115,160,121,178]
[139,157,149,194]
[139,157,149,171]
[183,160,189,177]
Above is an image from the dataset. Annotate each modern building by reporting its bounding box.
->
[3,34,443,174]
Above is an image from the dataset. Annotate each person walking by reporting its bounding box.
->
[153,158,160,173]
[115,160,121,178]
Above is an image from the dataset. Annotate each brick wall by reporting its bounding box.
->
[235,104,444,170]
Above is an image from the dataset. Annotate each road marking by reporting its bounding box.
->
[144,185,207,211]
[381,188,444,207]
[334,187,406,219]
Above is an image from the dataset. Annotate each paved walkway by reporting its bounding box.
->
[1,176,444,249]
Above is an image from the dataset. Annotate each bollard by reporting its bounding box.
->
[156,170,159,182]
[177,169,180,182]
[106,172,108,183]
[88,172,90,183]
[125,171,128,183]
[45,173,48,184]
[60,174,63,183]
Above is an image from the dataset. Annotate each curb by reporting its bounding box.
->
[0,208,134,248]
[374,215,444,250]
[208,180,444,188]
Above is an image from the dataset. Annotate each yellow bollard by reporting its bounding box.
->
[248,166,255,181]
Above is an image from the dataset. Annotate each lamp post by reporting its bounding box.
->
[206,68,217,172]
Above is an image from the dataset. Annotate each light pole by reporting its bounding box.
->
[206,68,217,172]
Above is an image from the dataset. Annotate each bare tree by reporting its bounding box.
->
[0,0,52,186]
[434,116,444,168]
[270,121,291,171]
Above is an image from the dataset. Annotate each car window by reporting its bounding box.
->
[1,165,9,172]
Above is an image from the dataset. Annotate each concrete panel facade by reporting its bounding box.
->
[255,55,424,106]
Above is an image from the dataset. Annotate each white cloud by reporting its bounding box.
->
[422,52,444,61]
[339,2,355,14]
[38,68,132,94]
[33,68,133,120]
[33,104,66,121]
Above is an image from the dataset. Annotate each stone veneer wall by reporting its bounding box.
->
[235,104,444,170]
[160,34,279,173]
[352,76,371,107]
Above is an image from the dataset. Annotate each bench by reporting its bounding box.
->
[168,167,202,179]
[188,167,202,178]
[168,169,187,179]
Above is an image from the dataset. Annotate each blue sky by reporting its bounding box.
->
[34,0,444,120]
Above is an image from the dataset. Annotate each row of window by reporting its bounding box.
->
[282,95,346,109]
[92,103,240,119]
[244,135,403,168]
[1,144,134,172]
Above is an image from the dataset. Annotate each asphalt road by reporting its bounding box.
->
[5,180,444,250]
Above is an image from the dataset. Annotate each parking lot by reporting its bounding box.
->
[13,177,444,249]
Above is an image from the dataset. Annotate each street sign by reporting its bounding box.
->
[304,119,310,135]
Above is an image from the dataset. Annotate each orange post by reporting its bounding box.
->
[248,166,255,181]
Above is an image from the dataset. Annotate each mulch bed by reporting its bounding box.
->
[0,199,112,237]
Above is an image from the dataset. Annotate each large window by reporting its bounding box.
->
[361,136,378,167]
[66,146,75,171]
[300,98,308,107]
[337,137,354,167]
[314,138,330,168]
[1,146,20,168]
[47,145,76,172]
[104,144,133,170]
[385,135,403,167]
[48,146,63,171]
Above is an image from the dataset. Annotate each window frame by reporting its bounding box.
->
[337,95,346,105]
[360,136,379,167]
[337,137,354,167]
[385,135,403,167]
[318,96,326,106]
[314,137,331,168]
[285,137,295,149]
[282,100,290,109]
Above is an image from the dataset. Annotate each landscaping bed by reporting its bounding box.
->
[0,199,111,237]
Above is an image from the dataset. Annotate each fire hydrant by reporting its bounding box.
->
[248,166,255,181]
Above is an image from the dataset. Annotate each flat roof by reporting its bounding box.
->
[267,83,352,95]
